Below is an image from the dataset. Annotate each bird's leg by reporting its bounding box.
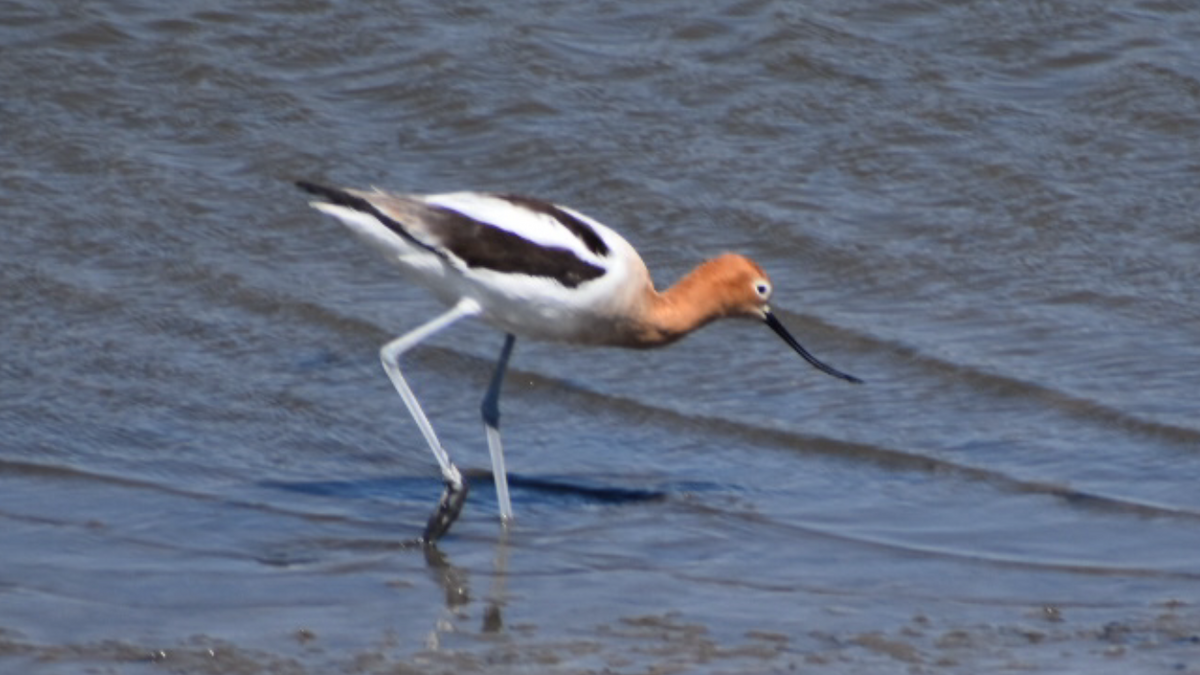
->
[379,298,481,544]
[481,333,516,523]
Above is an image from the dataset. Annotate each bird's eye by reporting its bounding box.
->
[754,281,771,298]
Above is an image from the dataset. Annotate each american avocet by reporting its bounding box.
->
[296,181,861,544]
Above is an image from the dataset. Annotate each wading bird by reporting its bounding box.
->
[297,181,861,544]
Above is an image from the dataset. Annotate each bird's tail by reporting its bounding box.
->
[295,180,442,259]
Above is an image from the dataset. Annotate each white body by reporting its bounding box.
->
[312,191,654,345]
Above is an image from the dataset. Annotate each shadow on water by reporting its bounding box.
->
[249,471,669,566]
[260,470,670,509]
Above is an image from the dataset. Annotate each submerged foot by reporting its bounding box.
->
[421,478,470,544]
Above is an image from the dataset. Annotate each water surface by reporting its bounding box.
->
[3,0,1199,672]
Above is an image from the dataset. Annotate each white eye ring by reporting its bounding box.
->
[754,281,771,298]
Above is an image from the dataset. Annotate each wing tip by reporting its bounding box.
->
[294,180,376,215]
[295,180,340,200]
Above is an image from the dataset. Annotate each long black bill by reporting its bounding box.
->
[763,311,863,384]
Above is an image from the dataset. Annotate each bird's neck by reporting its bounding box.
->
[635,260,731,347]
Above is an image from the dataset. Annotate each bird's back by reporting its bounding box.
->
[299,183,656,344]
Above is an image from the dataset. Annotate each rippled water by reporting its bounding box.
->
[3,0,1200,672]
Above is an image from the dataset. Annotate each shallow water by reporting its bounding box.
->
[3,0,1200,672]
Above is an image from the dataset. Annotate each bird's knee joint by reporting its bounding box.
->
[380,344,406,369]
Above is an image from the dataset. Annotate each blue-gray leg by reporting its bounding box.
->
[377,298,482,545]
[481,333,516,523]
